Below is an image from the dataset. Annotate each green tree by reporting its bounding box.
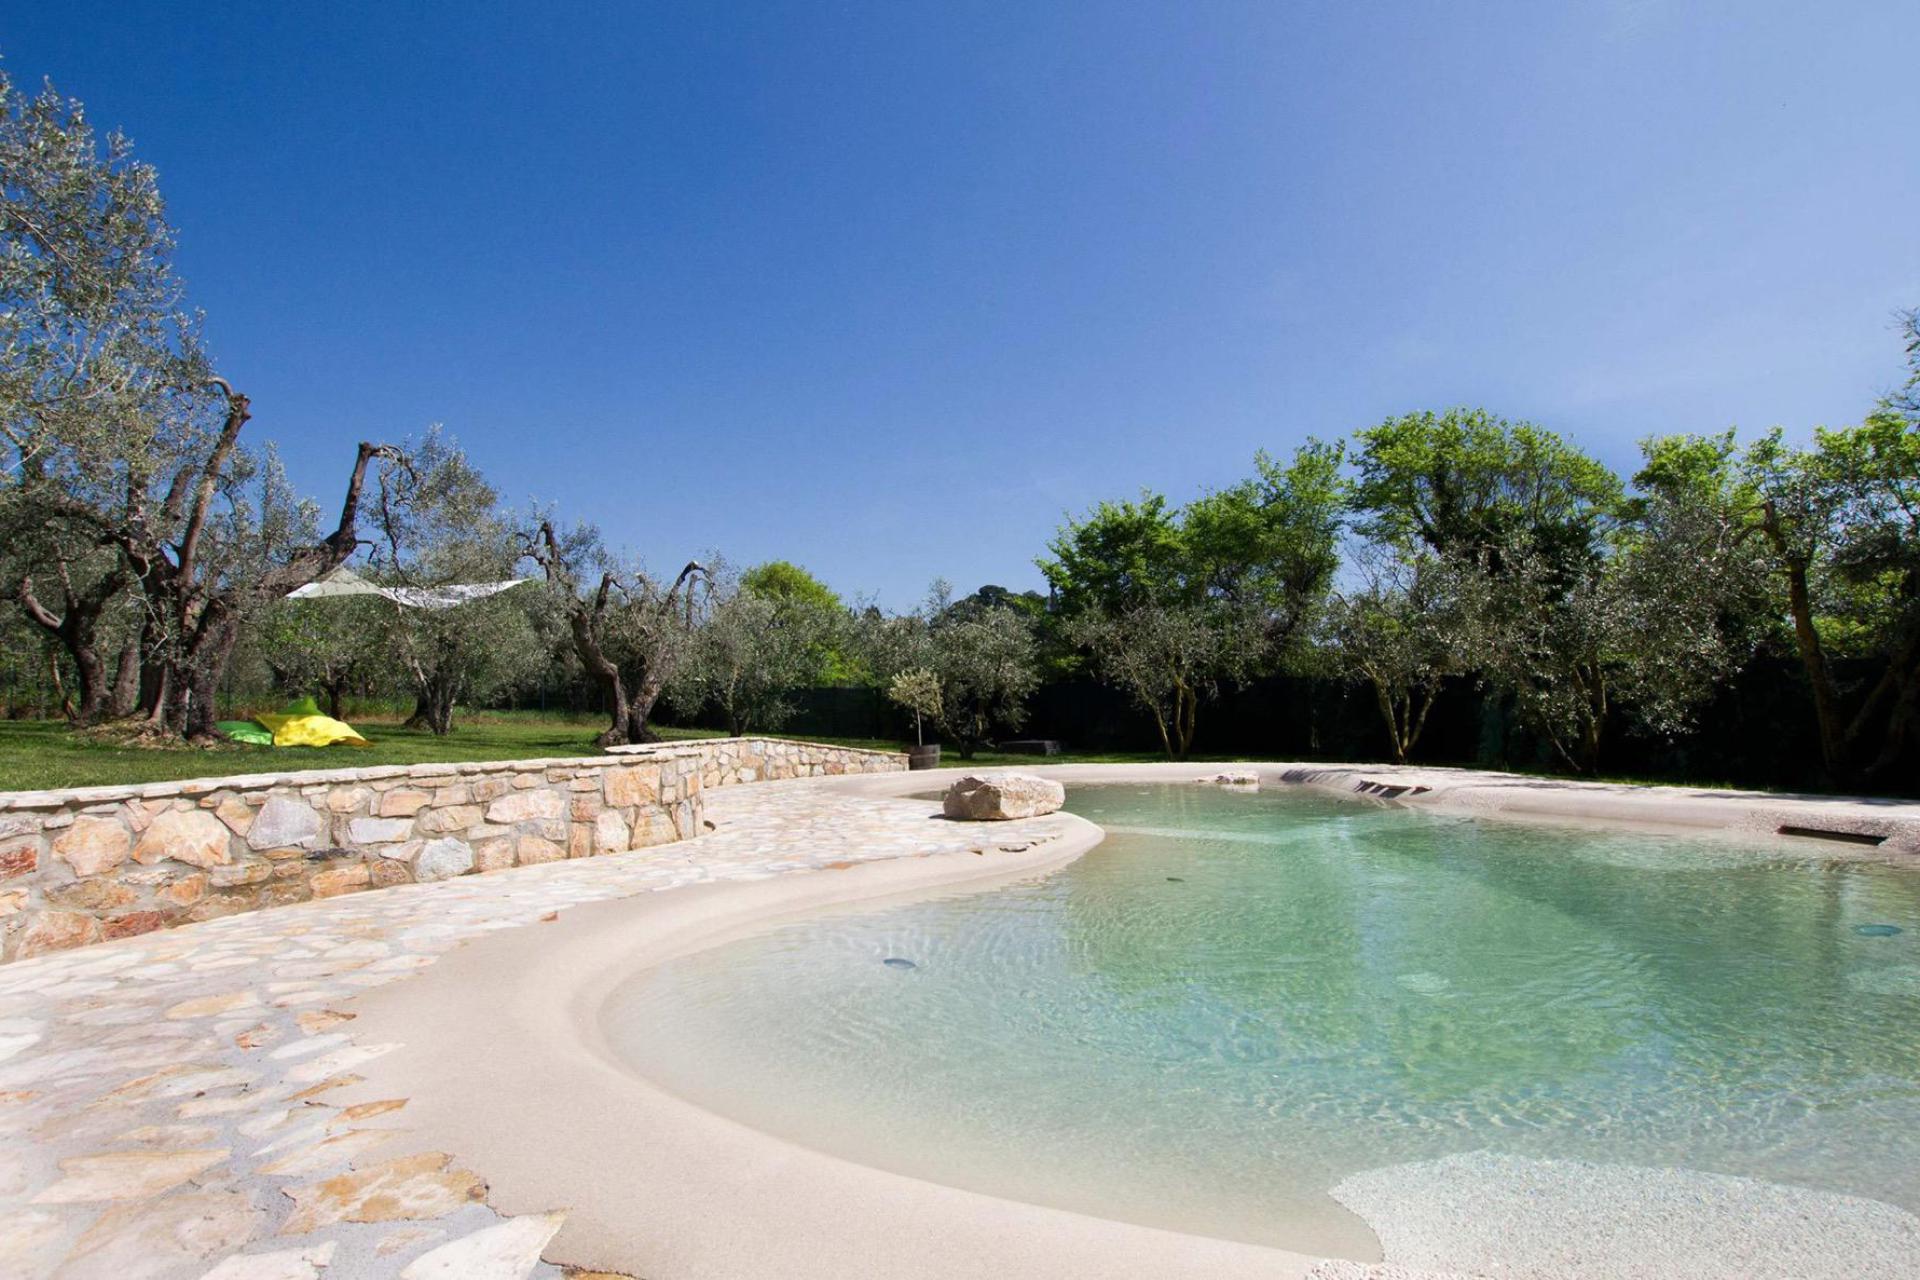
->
[0,69,402,739]
[368,431,544,735]
[251,595,388,719]
[739,560,840,611]
[1325,551,1469,764]
[886,668,942,747]
[739,559,860,683]
[1351,408,1622,570]
[1041,442,1345,757]
[1639,318,1920,784]
[526,517,709,747]
[861,582,1040,759]
[675,565,839,736]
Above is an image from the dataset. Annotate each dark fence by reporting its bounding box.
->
[678,657,1906,796]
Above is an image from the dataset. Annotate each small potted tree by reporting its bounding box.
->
[887,668,943,770]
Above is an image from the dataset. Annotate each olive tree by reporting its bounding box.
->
[675,568,840,736]
[886,668,942,746]
[1638,317,1920,784]
[1324,551,1468,764]
[1041,442,1344,758]
[250,595,388,719]
[526,518,708,746]
[0,69,402,739]
[1061,600,1263,759]
[860,582,1041,759]
[366,431,543,735]
[1451,491,1764,774]
[1349,409,1764,774]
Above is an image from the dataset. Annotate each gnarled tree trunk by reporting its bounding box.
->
[122,383,399,741]
[15,557,131,725]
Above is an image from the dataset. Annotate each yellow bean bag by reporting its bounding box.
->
[254,698,371,748]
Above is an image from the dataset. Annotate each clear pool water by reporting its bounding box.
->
[603,784,1920,1255]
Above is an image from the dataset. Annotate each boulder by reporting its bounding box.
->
[1197,770,1260,787]
[941,773,1065,822]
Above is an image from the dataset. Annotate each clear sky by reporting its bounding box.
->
[7,2,1918,607]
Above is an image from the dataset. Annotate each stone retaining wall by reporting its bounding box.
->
[0,737,904,962]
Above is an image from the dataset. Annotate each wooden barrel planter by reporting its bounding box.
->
[906,744,942,770]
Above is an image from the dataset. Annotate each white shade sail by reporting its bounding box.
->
[287,567,530,611]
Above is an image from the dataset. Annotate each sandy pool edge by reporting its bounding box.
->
[340,799,1336,1280]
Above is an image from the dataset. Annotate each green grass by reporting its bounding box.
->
[0,713,703,792]
[0,714,1202,793]
[0,713,1795,796]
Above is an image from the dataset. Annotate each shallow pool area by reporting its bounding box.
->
[603,783,1920,1263]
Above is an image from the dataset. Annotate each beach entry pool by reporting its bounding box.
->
[603,783,1920,1268]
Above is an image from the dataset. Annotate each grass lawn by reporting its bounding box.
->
[0,713,1781,796]
[0,713,1199,793]
[0,713,686,792]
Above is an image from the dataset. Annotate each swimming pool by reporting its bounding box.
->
[603,783,1920,1264]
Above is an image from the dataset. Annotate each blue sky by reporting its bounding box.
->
[8,2,1918,606]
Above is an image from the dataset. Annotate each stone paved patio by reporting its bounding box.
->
[0,776,1077,1279]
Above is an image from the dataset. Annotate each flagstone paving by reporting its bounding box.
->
[0,776,1077,1279]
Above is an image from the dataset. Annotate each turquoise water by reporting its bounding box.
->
[603,785,1920,1255]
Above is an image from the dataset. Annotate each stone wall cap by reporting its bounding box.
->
[0,740,903,811]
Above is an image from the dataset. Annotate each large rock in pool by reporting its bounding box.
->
[942,773,1065,821]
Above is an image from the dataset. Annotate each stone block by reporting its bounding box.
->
[594,810,630,854]
[326,788,373,814]
[309,864,371,898]
[412,838,474,882]
[209,862,272,888]
[133,809,234,868]
[603,765,660,807]
[370,859,410,888]
[155,874,207,906]
[378,790,432,818]
[213,797,255,834]
[485,790,564,824]
[121,799,154,832]
[102,910,167,940]
[247,797,324,851]
[514,835,566,865]
[20,910,100,957]
[53,817,133,876]
[630,810,679,848]
[471,837,514,872]
[415,805,483,835]
[346,817,414,845]
[46,879,138,911]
